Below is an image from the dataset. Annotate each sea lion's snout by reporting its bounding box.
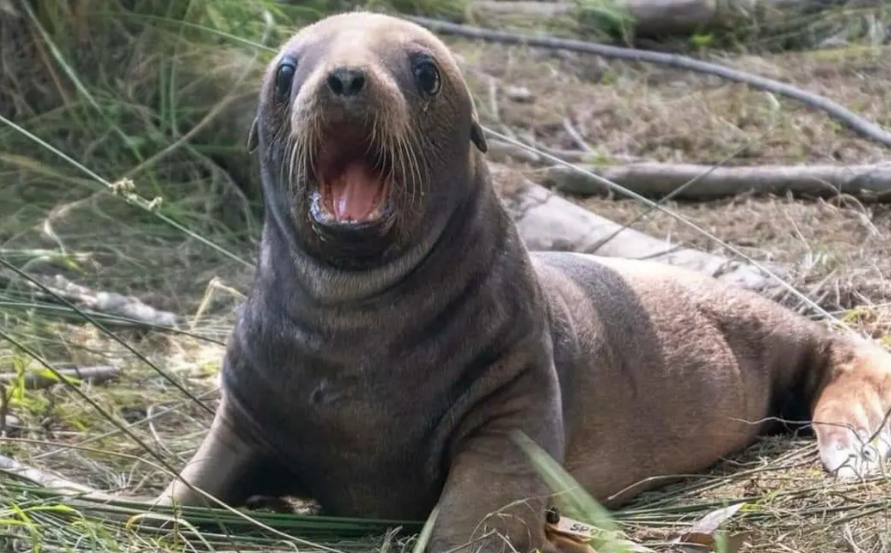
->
[290,57,409,240]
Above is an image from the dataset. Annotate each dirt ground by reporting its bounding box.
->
[452,37,891,324]
[4,26,891,553]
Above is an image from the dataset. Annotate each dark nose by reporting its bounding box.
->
[326,67,366,97]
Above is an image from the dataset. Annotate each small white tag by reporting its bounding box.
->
[550,515,597,541]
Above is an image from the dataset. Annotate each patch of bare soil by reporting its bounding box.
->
[450,39,891,312]
[454,40,891,165]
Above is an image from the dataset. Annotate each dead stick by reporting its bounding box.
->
[0,453,118,501]
[406,16,891,149]
[491,165,787,293]
[540,162,891,201]
[0,453,160,525]
[470,0,886,39]
[39,274,179,327]
[0,365,121,390]
[0,270,180,328]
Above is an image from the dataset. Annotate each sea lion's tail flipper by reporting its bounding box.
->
[811,338,891,479]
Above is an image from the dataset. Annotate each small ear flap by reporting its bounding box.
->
[470,119,487,153]
[247,117,259,153]
[464,83,488,154]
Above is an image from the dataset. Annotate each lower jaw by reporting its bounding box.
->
[306,190,397,259]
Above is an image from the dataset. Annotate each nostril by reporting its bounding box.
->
[327,67,365,97]
[348,73,365,95]
[326,73,344,96]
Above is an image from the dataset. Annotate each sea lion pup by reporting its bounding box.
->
[157,10,891,553]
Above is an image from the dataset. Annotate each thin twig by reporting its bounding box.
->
[0,382,8,436]
[561,117,594,154]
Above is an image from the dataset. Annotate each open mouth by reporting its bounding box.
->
[308,130,394,228]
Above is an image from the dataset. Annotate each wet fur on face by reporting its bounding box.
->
[251,12,487,272]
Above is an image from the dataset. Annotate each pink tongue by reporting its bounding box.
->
[329,162,382,221]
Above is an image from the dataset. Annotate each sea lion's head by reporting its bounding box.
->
[253,12,488,269]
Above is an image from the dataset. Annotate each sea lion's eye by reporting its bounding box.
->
[413,59,441,97]
[275,56,298,102]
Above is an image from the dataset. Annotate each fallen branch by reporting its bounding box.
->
[0,453,118,503]
[0,270,179,328]
[491,165,787,293]
[407,16,891,149]
[39,274,179,327]
[0,453,155,527]
[472,0,717,38]
[540,162,891,201]
[0,365,121,390]
[469,0,886,40]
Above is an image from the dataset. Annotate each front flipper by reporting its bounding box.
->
[429,431,590,553]
[155,395,296,510]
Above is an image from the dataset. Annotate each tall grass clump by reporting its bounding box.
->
[0,2,305,445]
[1,0,289,309]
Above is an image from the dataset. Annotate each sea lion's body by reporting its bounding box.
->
[215,175,540,520]
[209,243,839,516]
[536,252,832,503]
[158,11,891,553]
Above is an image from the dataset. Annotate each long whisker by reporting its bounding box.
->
[402,125,424,219]
[286,133,299,188]
[304,110,323,193]
[275,119,295,192]
[371,111,387,175]
[395,133,414,219]
[376,111,401,213]
[382,121,396,188]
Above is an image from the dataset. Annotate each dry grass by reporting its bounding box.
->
[3,1,891,552]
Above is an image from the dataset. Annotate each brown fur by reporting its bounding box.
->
[156,11,891,553]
